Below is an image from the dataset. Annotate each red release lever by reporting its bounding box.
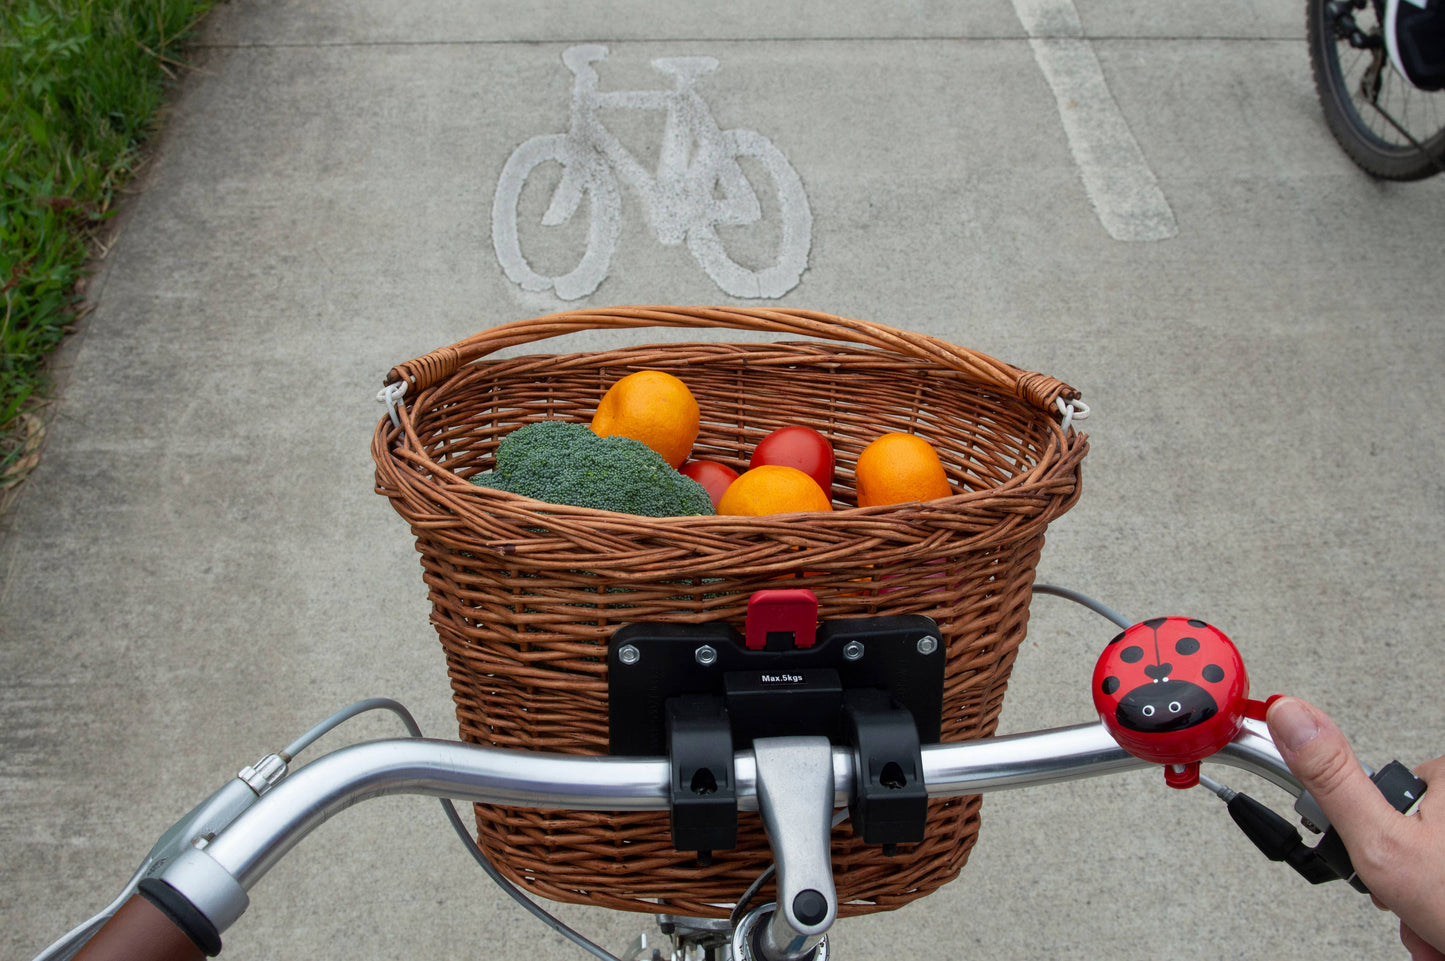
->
[745,589,819,650]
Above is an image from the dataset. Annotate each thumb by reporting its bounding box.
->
[1267,696,1395,844]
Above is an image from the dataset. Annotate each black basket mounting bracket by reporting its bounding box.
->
[607,590,945,860]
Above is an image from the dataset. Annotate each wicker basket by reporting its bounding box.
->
[372,306,1087,918]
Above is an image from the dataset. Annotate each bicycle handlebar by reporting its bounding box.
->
[202,719,1293,900]
[51,718,1297,961]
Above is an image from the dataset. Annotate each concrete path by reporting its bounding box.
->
[4,1,1443,959]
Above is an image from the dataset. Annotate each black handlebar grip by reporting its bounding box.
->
[72,889,214,961]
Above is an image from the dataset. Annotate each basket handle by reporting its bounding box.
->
[385,306,1081,414]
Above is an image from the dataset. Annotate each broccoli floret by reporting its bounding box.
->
[470,421,714,517]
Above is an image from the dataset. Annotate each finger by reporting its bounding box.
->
[1413,755,1445,788]
[1267,697,1397,845]
[1400,921,1445,961]
[1410,757,1445,822]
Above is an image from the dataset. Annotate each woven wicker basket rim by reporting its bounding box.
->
[381,309,1086,528]
[384,306,1081,406]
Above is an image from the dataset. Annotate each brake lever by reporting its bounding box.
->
[1199,759,1426,892]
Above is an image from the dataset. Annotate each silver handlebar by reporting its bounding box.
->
[191,718,1293,897]
[38,717,1297,961]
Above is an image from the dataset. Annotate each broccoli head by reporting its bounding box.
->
[470,420,715,517]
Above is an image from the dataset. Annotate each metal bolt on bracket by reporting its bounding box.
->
[842,640,865,661]
[618,644,641,666]
[695,644,718,666]
[916,636,938,656]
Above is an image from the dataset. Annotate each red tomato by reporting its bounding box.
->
[679,460,739,509]
[750,426,834,494]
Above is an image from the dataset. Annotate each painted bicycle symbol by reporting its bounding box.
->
[491,45,813,300]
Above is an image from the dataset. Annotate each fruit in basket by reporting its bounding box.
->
[590,370,699,468]
[749,426,834,494]
[679,459,739,509]
[855,432,953,507]
[717,465,833,515]
[470,421,714,517]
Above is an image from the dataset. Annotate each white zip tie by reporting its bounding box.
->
[377,381,408,429]
[1055,396,1090,432]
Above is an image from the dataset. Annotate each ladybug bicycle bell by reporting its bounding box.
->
[1092,617,1273,789]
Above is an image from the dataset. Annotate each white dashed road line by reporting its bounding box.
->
[1012,0,1179,241]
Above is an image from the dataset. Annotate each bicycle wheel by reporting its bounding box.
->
[1308,0,1445,180]
[686,128,813,299]
[491,134,621,300]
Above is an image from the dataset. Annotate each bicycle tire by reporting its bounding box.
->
[491,134,621,300]
[1307,0,1445,180]
[686,128,813,299]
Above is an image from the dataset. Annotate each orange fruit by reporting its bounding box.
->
[590,370,699,468]
[717,465,833,515]
[854,433,953,507]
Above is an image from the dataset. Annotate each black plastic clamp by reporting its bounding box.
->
[842,689,929,853]
[665,695,738,864]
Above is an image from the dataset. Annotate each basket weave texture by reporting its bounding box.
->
[372,306,1087,918]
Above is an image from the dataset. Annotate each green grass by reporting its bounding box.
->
[1,0,215,485]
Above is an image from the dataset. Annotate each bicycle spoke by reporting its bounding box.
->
[1368,92,1445,174]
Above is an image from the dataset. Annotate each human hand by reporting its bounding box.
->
[1267,696,1445,960]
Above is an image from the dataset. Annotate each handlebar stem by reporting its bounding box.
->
[752,737,836,958]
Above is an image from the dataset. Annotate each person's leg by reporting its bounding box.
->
[1386,0,1445,91]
